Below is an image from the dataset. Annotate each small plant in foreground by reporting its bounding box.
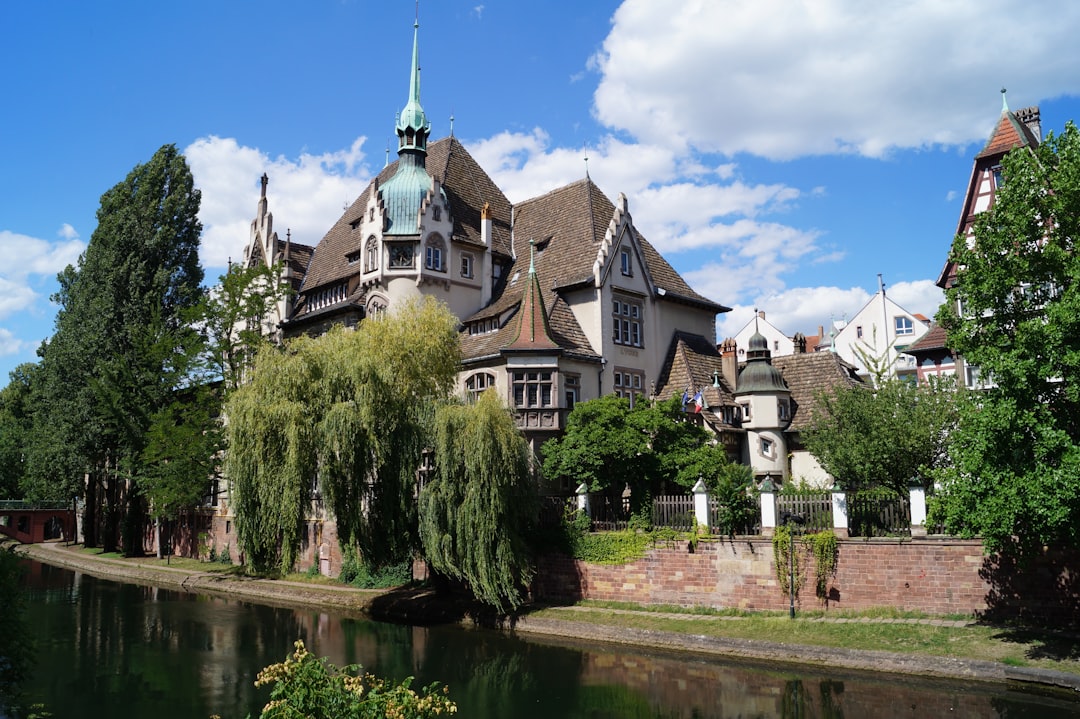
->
[247,639,455,718]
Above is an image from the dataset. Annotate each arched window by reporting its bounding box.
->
[367,295,388,319]
[425,234,446,272]
[465,372,495,402]
[365,237,379,272]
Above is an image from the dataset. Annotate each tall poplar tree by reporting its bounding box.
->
[27,144,204,553]
[935,122,1080,555]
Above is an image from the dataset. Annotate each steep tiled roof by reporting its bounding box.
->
[904,323,949,355]
[300,137,512,292]
[654,331,736,410]
[977,108,1039,159]
[772,352,864,431]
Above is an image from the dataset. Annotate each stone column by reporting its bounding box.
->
[831,483,849,538]
[576,482,590,518]
[759,477,777,537]
[909,481,927,537]
[692,478,710,532]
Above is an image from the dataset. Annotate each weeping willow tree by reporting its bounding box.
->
[419,390,538,612]
[225,297,460,574]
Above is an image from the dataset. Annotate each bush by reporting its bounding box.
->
[339,546,412,589]
[244,640,455,718]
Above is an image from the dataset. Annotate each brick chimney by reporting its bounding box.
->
[720,337,738,391]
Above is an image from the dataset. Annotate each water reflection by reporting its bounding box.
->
[18,560,1078,718]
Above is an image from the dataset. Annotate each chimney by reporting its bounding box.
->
[480,202,493,306]
[720,337,738,391]
[793,332,807,354]
[758,310,766,320]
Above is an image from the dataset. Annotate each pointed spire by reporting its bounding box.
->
[1001,87,1009,113]
[503,240,561,352]
[583,143,590,179]
[395,9,430,152]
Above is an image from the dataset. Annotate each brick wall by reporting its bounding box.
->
[534,537,1073,619]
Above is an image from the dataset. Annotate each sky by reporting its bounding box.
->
[3,0,1080,384]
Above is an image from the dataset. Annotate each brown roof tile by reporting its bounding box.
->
[772,352,864,431]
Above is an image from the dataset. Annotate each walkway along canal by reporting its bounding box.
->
[11,542,1080,717]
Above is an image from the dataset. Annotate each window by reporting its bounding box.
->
[425,235,445,272]
[856,325,863,339]
[620,247,632,276]
[895,316,914,336]
[346,250,361,266]
[369,207,375,222]
[460,253,474,278]
[365,237,378,272]
[465,372,495,402]
[613,369,644,406]
[389,244,414,269]
[432,205,441,221]
[992,165,1003,189]
[778,398,791,421]
[739,402,751,421]
[512,370,553,408]
[366,296,387,318]
[761,438,774,457]
[564,374,580,410]
[612,297,643,347]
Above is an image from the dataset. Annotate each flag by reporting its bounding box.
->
[681,388,690,410]
[692,391,704,413]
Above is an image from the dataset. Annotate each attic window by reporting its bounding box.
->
[535,236,552,254]
[346,250,361,266]
[432,205,441,222]
[620,248,632,276]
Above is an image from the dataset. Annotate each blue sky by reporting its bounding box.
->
[3,0,1080,383]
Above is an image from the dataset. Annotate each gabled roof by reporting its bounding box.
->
[502,248,561,354]
[300,137,513,292]
[772,352,864,432]
[654,331,737,410]
[903,323,949,357]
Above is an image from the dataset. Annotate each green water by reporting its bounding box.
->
[16,559,1079,718]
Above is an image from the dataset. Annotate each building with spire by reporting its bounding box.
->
[240,16,731,480]
[917,91,1042,388]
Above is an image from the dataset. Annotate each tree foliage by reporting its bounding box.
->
[802,377,959,497]
[673,444,756,534]
[0,365,37,500]
[934,121,1080,555]
[225,297,461,574]
[419,390,537,612]
[541,396,710,515]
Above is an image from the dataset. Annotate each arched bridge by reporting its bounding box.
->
[0,501,76,543]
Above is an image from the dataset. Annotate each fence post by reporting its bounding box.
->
[830,482,849,539]
[691,478,710,532]
[909,480,927,537]
[759,477,777,537]
[576,482,590,518]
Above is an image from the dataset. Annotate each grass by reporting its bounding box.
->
[530,602,1080,677]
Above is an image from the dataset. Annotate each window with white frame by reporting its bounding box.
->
[365,237,378,272]
[460,253,474,278]
[895,316,914,336]
[761,437,774,458]
[425,235,446,272]
[512,370,553,408]
[612,296,643,347]
[613,369,645,406]
[465,372,495,402]
[563,374,580,410]
[620,247,632,276]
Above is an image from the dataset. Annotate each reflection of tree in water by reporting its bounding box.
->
[782,679,845,719]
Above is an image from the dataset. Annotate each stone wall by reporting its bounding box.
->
[534,536,1050,618]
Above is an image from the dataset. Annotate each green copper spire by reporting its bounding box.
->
[396,18,430,152]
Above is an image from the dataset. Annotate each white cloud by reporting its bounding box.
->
[185,136,372,271]
[592,0,1080,160]
[0,229,85,321]
[0,327,27,358]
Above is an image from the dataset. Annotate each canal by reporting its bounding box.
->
[16,558,1079,718]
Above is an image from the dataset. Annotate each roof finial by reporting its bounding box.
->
[583,143,590,179]
[753,307,760,333]
[449,110,455,137]
[1001,87,1009,113]
[385,139,390,168]
[528,239,536,275]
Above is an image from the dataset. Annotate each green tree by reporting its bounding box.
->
[26,144,204,554]
[419,390,537,612]
[226,297,460,574]
[541,395,711,516]
[673,444,756,535]
[802,377,958,497]
[0,364,37,500]
[934,121,1080,555]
